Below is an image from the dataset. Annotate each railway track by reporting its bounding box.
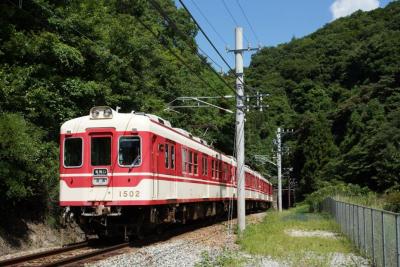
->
[0,241,130,267]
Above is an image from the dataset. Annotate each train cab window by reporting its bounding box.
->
[91,137,111,166]
[64,138,83,167]
[119,136,141,166]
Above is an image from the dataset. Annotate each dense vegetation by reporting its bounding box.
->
[0,0,234,219]
[0,0,399,224]
[245,2,400,197]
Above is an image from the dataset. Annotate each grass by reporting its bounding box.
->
[237,205,360,267]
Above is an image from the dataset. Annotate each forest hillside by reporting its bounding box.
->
[0,0,399,223]
[245,1,400,196]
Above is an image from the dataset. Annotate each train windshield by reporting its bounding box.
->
[64,138,83,167]
[91,137,111,166]
[119,136,141,166]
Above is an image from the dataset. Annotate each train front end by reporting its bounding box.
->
[59,106,151,238]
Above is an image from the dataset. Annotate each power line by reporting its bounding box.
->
[220,0,250,44]
[134,15,228,98]
[179,0,232,71]
[178,0,259,93]
[148,0,236,95]
[235,0,260,44]
[189,0,228,46]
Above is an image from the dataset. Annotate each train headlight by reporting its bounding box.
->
[103,108,112,117]
[90,106,113,119]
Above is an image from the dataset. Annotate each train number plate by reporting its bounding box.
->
[93,168,108,176]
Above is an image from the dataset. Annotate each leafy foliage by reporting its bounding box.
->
[0,0,234,217]
[0,113,57,208]
[0,0,399,221]
[246,2,400,196]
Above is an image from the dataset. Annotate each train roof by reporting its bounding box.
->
[61,107,271,184]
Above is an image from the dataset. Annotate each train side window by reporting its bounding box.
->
[211,160,215,178]
[118,136,141,167]
[165,144,169,168]
[91,137,111,166]
[64,138,83,167]
[193,153,198,175]
[188,151,193,174]
[182,148,187,173]
[170,145,175,169]
[218,161,223,179]
[202,155,208,176]
[223,163,228,181]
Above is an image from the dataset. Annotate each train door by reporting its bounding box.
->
[88,131,113,202]
[164,141,177,199]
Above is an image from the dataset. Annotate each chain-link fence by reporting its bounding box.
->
[322,197,400,267]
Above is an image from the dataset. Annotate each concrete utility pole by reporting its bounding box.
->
[234,27,246,233]
[277,127,282,212]
[227,27,259,233]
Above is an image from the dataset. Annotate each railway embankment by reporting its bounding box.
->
[0,221,84,258]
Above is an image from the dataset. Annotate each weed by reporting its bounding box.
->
[238,205,360,266]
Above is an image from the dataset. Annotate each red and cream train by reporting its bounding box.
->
[60,106,272,238]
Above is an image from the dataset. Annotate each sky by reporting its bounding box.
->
[175,0,392,72]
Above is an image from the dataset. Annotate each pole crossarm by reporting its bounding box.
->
[165,96,234,114]
[254,155,277,166]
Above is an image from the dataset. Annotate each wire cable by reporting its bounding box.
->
[220,0,250,44]
[135,15,227,99]
[235,0,260,44]
[178,0,257,94]
[188,0,228,46]
[148,0,237,96]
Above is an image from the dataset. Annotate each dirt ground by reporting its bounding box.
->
[0,221,84,259]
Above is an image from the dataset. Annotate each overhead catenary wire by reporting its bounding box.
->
[235,0,260,44]
[134,15,228,99]
[148,0,238,96]
[220,0,250,44]
[178,0,259,94]
[189,0,228,46]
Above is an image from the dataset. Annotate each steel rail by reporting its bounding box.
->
[40,242,129,267]
[0,241,89,266]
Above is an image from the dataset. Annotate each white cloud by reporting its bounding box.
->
[330,0,380,20]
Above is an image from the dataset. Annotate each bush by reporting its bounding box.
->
[383,191,400,213]
[305,182,371,212]
[0,113,58,213]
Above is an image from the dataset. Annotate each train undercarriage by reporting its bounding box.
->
[62,200,270,240]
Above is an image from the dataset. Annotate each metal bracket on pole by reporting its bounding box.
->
[165,96,235,114]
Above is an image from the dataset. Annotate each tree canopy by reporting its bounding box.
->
[245,1,400,196]
[0,0,399,215]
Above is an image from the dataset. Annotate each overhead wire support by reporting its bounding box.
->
[166,96,234,114]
